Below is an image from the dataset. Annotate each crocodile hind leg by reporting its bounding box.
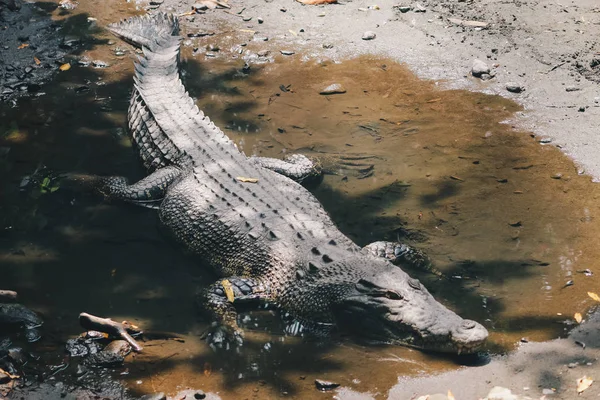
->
[250,154,322,183]
[199,277,271,348]
[364,241,446,279]
[95,166,182,208]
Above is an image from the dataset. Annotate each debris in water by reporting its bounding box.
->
[588,292,600,302]
[17,43,28,49]
[574,312,582,323]
[59,63,71,71]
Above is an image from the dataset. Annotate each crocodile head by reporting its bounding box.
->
[334,266,488,354]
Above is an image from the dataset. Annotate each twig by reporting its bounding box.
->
[79,312,143,352]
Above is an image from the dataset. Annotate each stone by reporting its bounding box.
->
[140,393,167,400]
[506,82,524,93]
[320,83,346,95]
[362,31,376,40]
[280,50,295,55]
[484,386,521,400]
[315,379,339,391]
[472,59,490,77]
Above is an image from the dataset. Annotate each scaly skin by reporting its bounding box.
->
[98,13,488,353]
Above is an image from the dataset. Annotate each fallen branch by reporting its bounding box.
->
[0,290,17,302]
[79,313,143,352]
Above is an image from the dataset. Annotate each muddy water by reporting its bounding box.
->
[1,4,600,400]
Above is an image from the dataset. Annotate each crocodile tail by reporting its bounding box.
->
[106,12,180,50]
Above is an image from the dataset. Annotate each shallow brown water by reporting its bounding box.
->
[1,4,600,399]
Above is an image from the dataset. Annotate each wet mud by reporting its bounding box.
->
[2,3,600,399]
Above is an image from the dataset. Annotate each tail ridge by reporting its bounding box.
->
[106,12,180,50]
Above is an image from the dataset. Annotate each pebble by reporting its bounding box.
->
[320,83,346,95]
[315,379,340,391]
[506,82,524,93]
[322,43,334,49]
[565,86,579,92]
[280,50,295,55]
[257,17,264,24]
[192,3,208,11]
[257,50,269,57]
[92,60,109,68]
[140,394,166,400]
[472,59,490,77]
[484,386,521,400]
[538,137,552,144]
[395,5,411,13]
[242,16,252,21]
[413,3,426,12]
[254,36,269,41]
[362,31,376,40]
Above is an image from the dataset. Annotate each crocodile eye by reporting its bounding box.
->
[408,278,421,290]
[385,290,402,300]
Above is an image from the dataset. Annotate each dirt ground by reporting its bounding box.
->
[3,0,600,399]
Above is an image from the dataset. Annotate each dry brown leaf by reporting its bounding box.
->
[236,176,258,183]
[588,292,600,302]
[17,43,29,49]
[59,63,71,71]
[577,376,593,394]
[296,0,337,4]
[203,362,212,376]
[574,312,583,323]
[221,279,235,302]
[34,57,41,65]
[447,390,455,400]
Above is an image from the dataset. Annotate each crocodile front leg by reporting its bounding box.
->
[364,241,446,279]
[250,154,322,183]
[95,166,182,208]
[199,277,271,348]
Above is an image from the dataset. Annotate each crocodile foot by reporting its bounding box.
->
[205,323,244,350]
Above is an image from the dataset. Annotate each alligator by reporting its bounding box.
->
[97,13,488,353]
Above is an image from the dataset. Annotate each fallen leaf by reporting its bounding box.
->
[236,176,258,183]
[588,292,600,302]
[34,57,41,65]
[574,313,583,323]
[203,362,212,376]
[17,43,29,49]
[449,175,464,181]
[296,0,337,4]
[426,98,442,103]
[447,390,455,400]
[59,63,71,71]
[221,279,235,302]
[577,376,593,394]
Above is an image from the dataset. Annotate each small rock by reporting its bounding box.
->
[206,44,220,52]
[75,364,88,377]
[257,17,264,24]
[484,386,520,400]
[320,83,346,95]
[568,362,578,368]
[322,43,334,49]
[551,173,562,180]
[538,137,552,144]
[415,395,448,400]
[565,86,579,92]
[506,82,523,93]
[315,379,339,391]
[480,73,493,81]
[280,50,295,55]
[578,106,586,112]
[541,388,555,395]
[394,5,411,13]
[472,59,490,77]
[92,60,109,68]
[194,391,206,399]
[242,16,252,21]
[413,3,426,12]
[253,36,269,41]
[149,0,163,4]
[192,3,208,11]
[140,393,167,400]
[362,31,376,40]
[257,50,270,57]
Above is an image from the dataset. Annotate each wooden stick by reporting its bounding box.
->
[0,290,17,302]
[79,312,143,352]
